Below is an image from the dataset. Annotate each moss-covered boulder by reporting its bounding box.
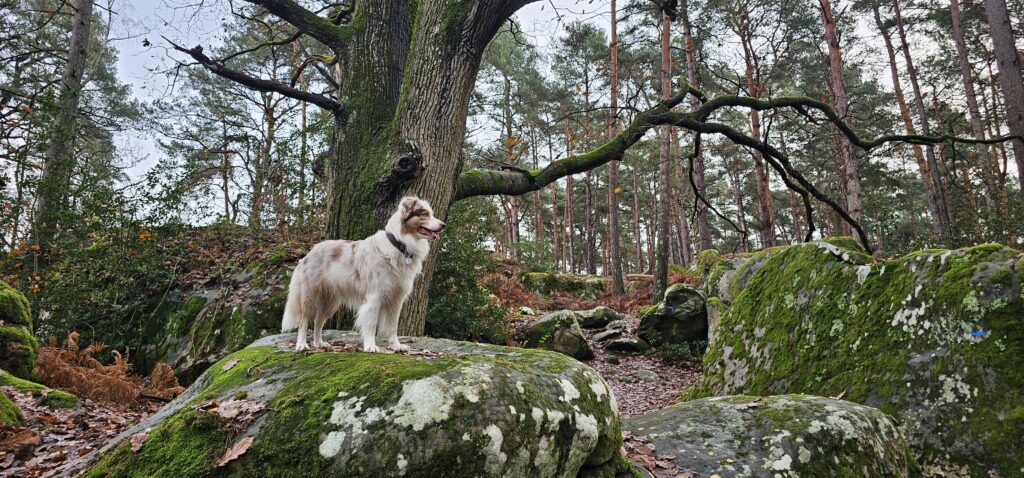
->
[637,284,707,347]
[0,281,37,379]
[688,241,1024,476]
[78,331,622,477]
[603,337,650,355]
[140,257,293,382]
[521,272,608,301]
[625,395,918,477]
[523,311,595,361]
[574,306,620,329]
[0,368,77,408]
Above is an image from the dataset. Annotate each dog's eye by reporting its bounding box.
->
[415,208,428,217]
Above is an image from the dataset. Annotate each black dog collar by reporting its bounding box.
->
[385,231,414,264]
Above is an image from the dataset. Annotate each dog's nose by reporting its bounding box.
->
[437,221,446,231]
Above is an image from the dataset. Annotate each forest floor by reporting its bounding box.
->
[0,389,158,477]
[582,314,702,418]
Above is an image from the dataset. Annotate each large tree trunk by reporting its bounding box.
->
[323,1,515,335]
[632,168,643,273]
[891,0,954,243]
[949,0,1000,208]
[34,0,95,248]
[819,0,864,242]
[872,5,946,238]
[983,0,1024,193]
[680,0,711,251]
[607,0,625,294]
[653,12,673,301]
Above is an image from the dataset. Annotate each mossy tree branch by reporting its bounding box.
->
[240,0,350,49]
[454,82,1024,254]
[168,40,347,118]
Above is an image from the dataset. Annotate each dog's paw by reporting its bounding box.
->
[295,342,311,352]
[311,340,326,349]
[389,342,410,352]
[362,342,380,353]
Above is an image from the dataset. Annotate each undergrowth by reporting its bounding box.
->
[34,332,184,406]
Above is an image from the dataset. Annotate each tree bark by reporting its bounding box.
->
[632,168,643,273]
[607,0,626,294]
[983,0,1024,193]
[819,0,864,242]
[653,11,673,301]
[34,0,95,248]
[681,0,712,251]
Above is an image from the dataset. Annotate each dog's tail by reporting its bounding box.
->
[281,265,304,332]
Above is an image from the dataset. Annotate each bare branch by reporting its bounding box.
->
[167,39,346,118]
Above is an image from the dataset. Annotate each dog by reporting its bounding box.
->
[281,196,445,352]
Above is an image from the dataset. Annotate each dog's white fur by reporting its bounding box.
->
[281,196,445,352]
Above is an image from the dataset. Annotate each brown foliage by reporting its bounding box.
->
[479,272,534,308]
[33,332,183,407]
[542,270,699,316]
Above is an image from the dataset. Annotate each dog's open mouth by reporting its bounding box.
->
[417,227,442,240]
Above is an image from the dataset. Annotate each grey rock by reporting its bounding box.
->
[637,283,707,346]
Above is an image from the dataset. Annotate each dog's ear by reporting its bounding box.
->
[401,197,419,213]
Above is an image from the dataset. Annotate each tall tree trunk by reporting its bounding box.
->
[607,0,625,293]
[892,0,954,242]
[727,158,750,252]
[739,13,775,249]
[293,41,309,228]
[983,0,1024,193]
[873,5,945,238]
[950,0,999,208]
[321,1,515,335]
[819,0,864,242]
[632,168,643,273]
[680,0,711,251]
[34,0,95,249]
[654,12,673,301]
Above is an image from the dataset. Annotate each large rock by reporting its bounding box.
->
[625,395,918,477]
[688,240,1024,476]
[0,281,37,379]
[78,331,622,477]
[521,272,607,301]
[523,310,595,361]
[574,306,620,329]
[139,256,293,382]
[637,284,707,347]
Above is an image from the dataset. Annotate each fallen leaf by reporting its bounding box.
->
[0,429,41,458]
[130,432,148,452]
[214,436,254,467]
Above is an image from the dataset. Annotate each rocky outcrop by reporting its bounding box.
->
[637,284,707,347]
[688,240,1024,476]
[625,395,918,477]
[522,311,595,361]
[603,338,650,355]
[0,281,37,379]
[521,272,607,301]
[78,331,623,478]
[138,255,293,382]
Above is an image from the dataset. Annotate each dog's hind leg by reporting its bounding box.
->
[380,301,408,352]
[354,294,383,353]
[282,271,311,352]
[311,297,340,349]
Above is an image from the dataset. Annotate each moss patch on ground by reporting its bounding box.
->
[0,369,78,408]
[686,240,1024,476]
[0,390,23,427]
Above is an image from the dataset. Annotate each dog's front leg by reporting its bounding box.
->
[354,294,383,353]
[380,302,409,352]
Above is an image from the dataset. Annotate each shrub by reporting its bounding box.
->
[426,199,510,345]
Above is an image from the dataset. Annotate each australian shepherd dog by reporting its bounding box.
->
[281,196,445,352]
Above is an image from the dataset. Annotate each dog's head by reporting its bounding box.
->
[396,196,445,241]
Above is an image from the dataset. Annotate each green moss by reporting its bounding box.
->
[0,325,38,379]
[0,281,31,327]
[687,242,1024,475]
[521,272,607,300]
[0,390,23,427]
[0,369,78,408]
